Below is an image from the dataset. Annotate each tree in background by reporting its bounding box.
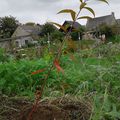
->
[99,24,117,39]
[40,23,63,45]
[71,25,85,41]
[0,16,19,38]
[40,23,57,36]
[51,30,64,43]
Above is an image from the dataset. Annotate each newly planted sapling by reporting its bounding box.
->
[27,0,109,120]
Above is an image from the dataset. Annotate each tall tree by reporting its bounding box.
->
[0,16,19,38]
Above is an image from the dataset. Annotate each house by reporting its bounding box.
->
[86,12,116,31]
[0,35,13,50]
[82,31,95,40]
[12,24,42,47]
[0,40,10,49]
[60,21,84,40]
[60,21,82,32]
[115,19,120,34]
[117,19,120,25]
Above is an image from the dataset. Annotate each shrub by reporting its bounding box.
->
[51,30,64,43]
[40,23,57,36]
[0,48,13,62]
[99,24,118,39]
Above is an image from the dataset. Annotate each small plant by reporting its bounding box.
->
[16,0,109,119]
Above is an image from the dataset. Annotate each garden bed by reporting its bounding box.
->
[0,95,92,120]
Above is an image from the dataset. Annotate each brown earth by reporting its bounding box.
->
[0,95,92,120]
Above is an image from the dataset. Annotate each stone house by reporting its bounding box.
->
[0,40,10,49]
[82,31,95,40]
[116,19,120,34]
[60,21,82,32]
[84,12,120,40]
[86,12,116,31]
[0,35,13,50]
[117,19,120,24]
[12,24,42,47]
[60,21,84,40]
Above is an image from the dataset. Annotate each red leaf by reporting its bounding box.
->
[32,69,45,75]
[54,59,64,74]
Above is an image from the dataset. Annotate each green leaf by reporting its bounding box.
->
[98,0,109,4]
[51,22,67,32]
[84,7,95,17]
[58,9,76,21]
[77,16,93,20]
[80,2,87,10]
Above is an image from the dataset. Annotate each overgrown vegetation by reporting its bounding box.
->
[1,0,120,119]
[0,42,120,119]
[0,16,19,38]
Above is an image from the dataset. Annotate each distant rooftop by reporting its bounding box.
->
[117,19,120,25]
[86,12,117,30]
[20,24,42,35]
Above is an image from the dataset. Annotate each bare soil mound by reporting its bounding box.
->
[0,95,92,120]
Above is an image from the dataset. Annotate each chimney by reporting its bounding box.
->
[111,12,115,17]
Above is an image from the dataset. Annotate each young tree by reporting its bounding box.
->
[28,0,109,119]
[0,16,19,38]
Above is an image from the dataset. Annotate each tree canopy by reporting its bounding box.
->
[0,16,19,38]
[40,23,57,36]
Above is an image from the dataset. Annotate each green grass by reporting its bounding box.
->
[0,42,120,119]
[108,35,120,43]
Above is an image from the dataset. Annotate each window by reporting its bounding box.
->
[25,40,29,45]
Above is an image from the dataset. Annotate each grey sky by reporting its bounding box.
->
[0,0,120,25]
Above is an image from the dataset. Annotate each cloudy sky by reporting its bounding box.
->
[0,0,120,25]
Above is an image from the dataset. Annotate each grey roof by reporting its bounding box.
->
[21,24,42,35]
[86,13,116,30]
[63,21,82,29]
